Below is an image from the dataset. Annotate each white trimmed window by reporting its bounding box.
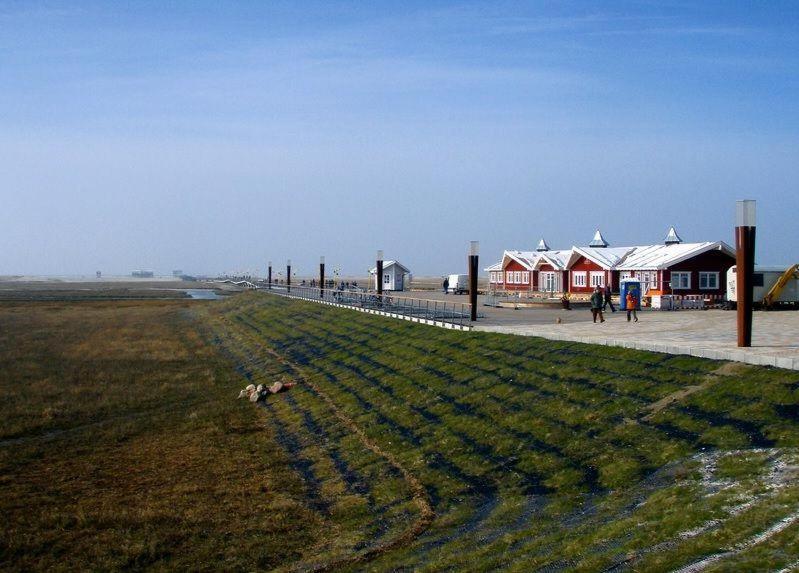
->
[384,273,390,284]
[620,271,633,280]
[572,271,587,287]
[490,272,496,283]
[699,272,719,290]
[590,271,605,287]
[506,271,514,284]
[514,271,522,284]
[671,272,691,289]
[541,272,556,292]
[497,271,503,283]
[521,271,530,284]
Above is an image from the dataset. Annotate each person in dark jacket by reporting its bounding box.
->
[590,286,605,323]
[603,285,616,312]
[443,277,449,293]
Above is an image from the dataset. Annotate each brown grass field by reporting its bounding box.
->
[0,299,326,571]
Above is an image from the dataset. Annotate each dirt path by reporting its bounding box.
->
[640,362,746,422]
[215,315,435,572]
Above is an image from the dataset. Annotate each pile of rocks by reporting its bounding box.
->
[238,380,295,402]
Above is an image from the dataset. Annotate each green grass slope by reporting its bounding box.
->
[205,293,799,572]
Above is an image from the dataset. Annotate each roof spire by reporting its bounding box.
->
[589,229,608,248]
[664,226,682,245]
[536,237,550,252]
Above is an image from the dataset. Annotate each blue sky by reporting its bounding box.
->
[1,1,798,276]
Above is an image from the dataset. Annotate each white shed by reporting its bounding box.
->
[369,260,411,291]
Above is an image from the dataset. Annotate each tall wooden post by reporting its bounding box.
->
[376,250,384,296]
[469,241,479,321]
[735,200,756,347]
[319,256,325,299]
[286,259,291,293]
[267,261,272,289]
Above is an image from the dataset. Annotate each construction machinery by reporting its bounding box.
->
[726,264,799,309]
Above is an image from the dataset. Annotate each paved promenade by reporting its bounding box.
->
[474,309,799,371]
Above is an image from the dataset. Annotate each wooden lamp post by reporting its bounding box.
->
[469,241,479,321]
[735,200,756,347]
[376,250,384,296]
[319,256,325,299]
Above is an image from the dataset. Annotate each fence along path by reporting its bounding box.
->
[263,283,475,330]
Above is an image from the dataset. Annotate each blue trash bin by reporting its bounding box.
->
[620,279,642,311]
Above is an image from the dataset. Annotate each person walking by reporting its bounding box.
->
[603,285,616,312]
[443,277,449,294]
[626,290,639,322]
[590,286,605,323]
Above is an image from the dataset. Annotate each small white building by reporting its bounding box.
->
[369,260,411,291]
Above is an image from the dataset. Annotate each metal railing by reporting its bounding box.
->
[264,283,475,328]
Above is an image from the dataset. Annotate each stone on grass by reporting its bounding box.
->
[269,381,284,394]
[249,391,260,403]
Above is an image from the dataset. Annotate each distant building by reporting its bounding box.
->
[172,270,183,277]
[132,270,154,278]
[369,260,411,291]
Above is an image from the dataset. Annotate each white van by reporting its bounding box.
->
[446,274,469,294]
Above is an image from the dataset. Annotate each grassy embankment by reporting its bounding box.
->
[0,299,409,571]
[1,293,798,571]
[203,293,799,572]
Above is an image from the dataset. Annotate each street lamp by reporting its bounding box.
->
[468,241,479,321]
[735,200,756,347]
[319,256,325,299]
[287,259,292,293]
[376,250,384,296]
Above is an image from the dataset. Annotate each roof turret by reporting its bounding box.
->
[664,226,683,245]
[536,238,550,252]
[589,229,609,248]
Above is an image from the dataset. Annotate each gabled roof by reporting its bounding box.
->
[369,260,411,273]
[484,261,503,272]
[534,249,571,270]
[501,250,540,271]
[589,229,609,248]
[568,246,635,270]
[616,242,734,270]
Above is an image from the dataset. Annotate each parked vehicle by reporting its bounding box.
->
[446,274,469,295]
[726,265,799,309]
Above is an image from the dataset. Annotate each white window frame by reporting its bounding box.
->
[590,271,605,287]
[514,271,521,284]
[506,271,514,284]
[521,271,530,284]
[620,271,633,280]
[572,271,587,288]
[383,273,391,284]
[497,271,503,284]
[541,272,556,292]
[671,272,691,290]
[699,272,719,290]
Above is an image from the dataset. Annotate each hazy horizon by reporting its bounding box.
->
[3,2,798,277]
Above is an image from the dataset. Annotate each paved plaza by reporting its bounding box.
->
[400,291,799,370]
[474,306,799,371]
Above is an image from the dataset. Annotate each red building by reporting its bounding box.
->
[490,228,735,299]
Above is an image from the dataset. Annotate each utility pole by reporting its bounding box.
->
[287,259,291,294]
[267,261,272,289]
